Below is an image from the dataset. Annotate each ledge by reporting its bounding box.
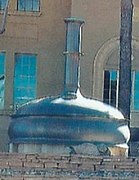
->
[0,10,42,17]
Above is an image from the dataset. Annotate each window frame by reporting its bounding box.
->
[103,69,139,111]
[0,51,6,109]
[13,53,37,108]
[0,0,7,10]
[17,0,40,12]
[103,70,119,108]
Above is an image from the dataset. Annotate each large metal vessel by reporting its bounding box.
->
[8,18,130,155]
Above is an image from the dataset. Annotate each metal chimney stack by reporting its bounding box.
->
[63,18,85,98]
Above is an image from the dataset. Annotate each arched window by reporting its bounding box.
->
[103,48,139,111]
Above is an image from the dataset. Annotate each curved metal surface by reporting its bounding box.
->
[13,90,124,120]
[9,91,130,147]
[8,115,129,146]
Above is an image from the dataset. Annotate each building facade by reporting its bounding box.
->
[0,0,138,153]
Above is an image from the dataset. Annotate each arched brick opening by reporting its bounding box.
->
[92,37,139,100]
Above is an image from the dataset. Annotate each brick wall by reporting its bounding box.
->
[0,153,139,179]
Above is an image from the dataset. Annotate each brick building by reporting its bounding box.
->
[0,0,138,153]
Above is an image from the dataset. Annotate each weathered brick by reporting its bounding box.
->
[77,162,96,171]
[0,160,9,168]
[56,177,78,180]
[0,153,139,179]
[23,178,43,180]
[58,162,70,169]
[44,162,58,168]
[0,176,24,180]
[8,160,23,168]
[23,161,44,168]
[115,163,135,170]
[99,165,115,171]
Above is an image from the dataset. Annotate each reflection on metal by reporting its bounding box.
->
[8,17,130,155]
[9,90,130,145]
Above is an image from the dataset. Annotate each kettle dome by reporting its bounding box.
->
[8,90,129,149]
[8,17,130,155]
[14,90,124,119]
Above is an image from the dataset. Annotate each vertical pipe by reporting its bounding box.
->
[63,18,85,99]
[118,0,133,120]
[0,0,10,34]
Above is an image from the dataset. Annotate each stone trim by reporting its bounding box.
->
[92,37,139,100]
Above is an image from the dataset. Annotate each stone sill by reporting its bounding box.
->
[0,10,42,17]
